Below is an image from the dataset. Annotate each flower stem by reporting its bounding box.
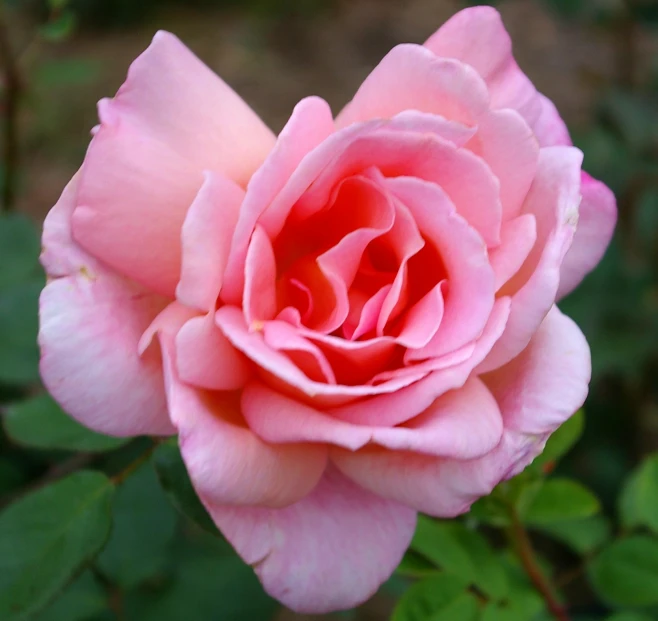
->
[507,509,571,621]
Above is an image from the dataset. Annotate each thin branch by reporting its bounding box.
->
[507,509,571,621]
[0,4,21,212]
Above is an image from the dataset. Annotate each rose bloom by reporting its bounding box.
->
[39,6,616,614]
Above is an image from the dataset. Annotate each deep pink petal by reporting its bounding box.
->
[222,97,336,304]
[244,225,278,325]
[557,172,617,298]
[480,147,582,371]
[203,467,416,614]
[105,31,274,186]
[177,172,245,312]
[336,44,489,128]
[488,214,537,291]
[40,177,173,436]
[394,280,446,348]
[388,176,495,359]
[176,311,251,391]
[483,305,591,434]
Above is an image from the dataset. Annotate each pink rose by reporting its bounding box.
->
[39,6,616,614]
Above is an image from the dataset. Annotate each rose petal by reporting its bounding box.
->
[40,177,172,436]
[488,214,537,291]
[204,467,416,614]
[105,30,274,186]
[557,172,617,299]
[177,172,245,312]
[244,225,278,325]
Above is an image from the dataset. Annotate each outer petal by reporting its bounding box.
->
[336,44,490,128]
[480,147,582,371]
[106,31,275,186]
[333,307,590,517]
[424,6,542,130]
[39,176,173,436]
[533,94,572,148]
[177,172,245,312]
[204,467,416,614]
[160,337,328,508]
[557,172,617,298]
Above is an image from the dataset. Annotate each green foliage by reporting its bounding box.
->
[519,479,601,525]
[96,463,177,588]
[0,472,114,620]
[588,536,658,606]
[3,394,128,453]
[529,411,584,474]
[619,454,658,533]
[34,572,107,621]
[536,515,611,555]
[152,440,219,535]
[391,573,470,621]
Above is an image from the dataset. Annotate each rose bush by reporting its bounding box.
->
[38,5,616,613]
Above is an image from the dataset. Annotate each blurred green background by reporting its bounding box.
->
[1,0,658,619]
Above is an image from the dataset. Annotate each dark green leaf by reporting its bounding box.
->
[0,214,41,291]
[606,613,654,621]
[33,572,106,621]
[430,592,479,621]
[619,453,658,533]
[536,515,611,555]
[3,394,128,452]
[97,463,176,588]
[530,411,584,474]
[410,516,507,599]
[0,280,42,384]
[48,0,71,10]
[0,471,114,620]
[396,550,438,578]
[588,536,658,606]
[124,537,278,621]
[391,573,469,621]
[152,440,219,536]
[520,479,600,525]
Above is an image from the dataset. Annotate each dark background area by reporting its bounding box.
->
[1,0,658,619]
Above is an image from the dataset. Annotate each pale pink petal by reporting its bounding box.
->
[466,109,539,220]
[176,312,251,390]
[394,280,446,348]
[424,6,542,130]
[204,467,416,614]
[222,97,335,304]
[244,226,278,325]
[72,112,203,297]
[387,176,495,359]
[332,429,545,517]
[176,172,245,312]
[533,94,572,147]
[386,110,476,147]
[39,176,173,437]
[106,31,275,186]
[345,285,391,340]
[483,305,591,434]
[488,214,537,291]
[480,147,582,371]
[159,339,327,508]
[336,44,489,128]
[557,172,617,298]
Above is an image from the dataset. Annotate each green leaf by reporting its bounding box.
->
[97,463,177,588]
[3,394,128,453]
[391,573,469,621]
[0,471,114,620]
[588,535,658,606]
[530,411,584,474]
[124,537,278,621]
[537,515,611,555]
[619,453,658,533]
[430,592,479,621]
[0,280,42,384]
[33,572,106,621]
[48,0,71,10]
[152,440,219,536]
[397,550,439,578]
[605,614,654,621]
[519,479,600,525]
[410,516,507,599]
[0,214,41,291]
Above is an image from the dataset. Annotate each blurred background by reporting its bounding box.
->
[1,0,658,619]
